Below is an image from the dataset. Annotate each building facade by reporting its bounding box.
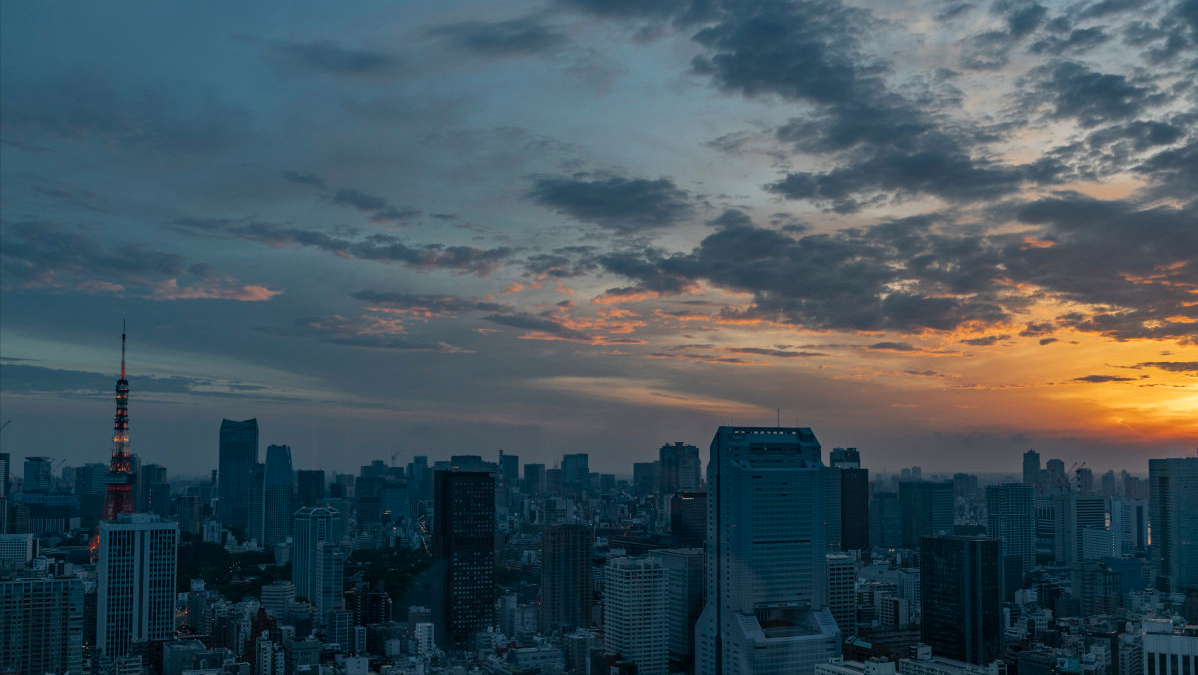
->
[1148,457,1198,593]
[96,514,179,658]
[919,536,1001,665]
[542,522,595,634]
[217,418,259,530]
[432,470,495,649]
[605,556,669,675]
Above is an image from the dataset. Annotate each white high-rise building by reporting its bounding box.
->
[826,554,857,637]
[1053,493,1106,564]
[293,506,342,603]
[605,556,669,675]
[96,513,179,658]
[695,427,841,675]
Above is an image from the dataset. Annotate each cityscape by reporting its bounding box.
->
[2,1,1197,675]
[0,330,1194,675]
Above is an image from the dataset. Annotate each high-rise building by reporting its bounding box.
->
[695,427,841,675]
[1045,459,1066,492]
[500,452,519,488]
[542,523,594,634]
[0,576,84,675]
[824,466,843,552]
[1149,457,1198,593]
[841,467,870,551]
[137,464,167,512]
[871,492,902,549]
[0,451,9,498]
[829,447,861,469]
[660,442,702,494]
[23,456,53,495]
[1052,493,1106,565]
[314,542,346,621]
[1109,497,1148,556]
[524,463,546,494]
[432,470,495,649]
[633,462,660,496]
[899,481,954,548]
[1022,450,1040,487]
[1071,560,1121,617]
[670,491,707,548]
[296,469,325,508]
[263,444,295,546]
[96,513,179,658]
[293,506,342,602]
[919,536,1001,665]
[562,453,590,493]
[605,556,668,675]
[247,462,266,544]
[985,484,1035,577]
[649,548,705,673]
[217,418,259,531]
[826,553,857,637]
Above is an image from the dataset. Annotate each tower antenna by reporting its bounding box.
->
[120,319,126,379]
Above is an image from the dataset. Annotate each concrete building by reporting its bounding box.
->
[605,556,668,675]
[1148,457,1198,593]
[96,513,179,658]
[650,548,706,672]
[828,554,859,637]
[432,470,495,649]
[920,536,1002,665]
[900,482,954,548]
[541,522,595,634]
[986,484,1035,577]
[695,427,841,675]
[1142,623,1197,675]
[0,576,84,675]
[1053,494,1106,565]
[293,506,342,603]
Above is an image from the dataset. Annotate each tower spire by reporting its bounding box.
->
[120,319,126,379]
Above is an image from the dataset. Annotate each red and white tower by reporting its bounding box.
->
[102,321,136,520]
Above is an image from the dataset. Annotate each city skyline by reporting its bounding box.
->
[2,1,1196,475]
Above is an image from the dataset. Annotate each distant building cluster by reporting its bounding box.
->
[1,333,1197,675]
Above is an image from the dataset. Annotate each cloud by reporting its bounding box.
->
[1133,361,1198,375]
[330,189,421,224]
[281,170,328,189]
[261,315,473,353]
[1025,61,1165,128]
[428,16,568,56]
[175,219,514,276]
[258,39,401,77]
[0,221,279,301]
[960,334,1011,346]
[725,347,828,358]
[868,341,919,352]
[0,364,282,397]
[350,290,510,317]
[1072,374,1135,382]
[528,174,695,232]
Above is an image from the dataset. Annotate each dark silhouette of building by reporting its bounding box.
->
[432,470,495,649]
[217,418,259,531]
[296,470,325,508]
[871,491,902,549]
[920,535,1001,665]
[986,483,1035,578]
[900,481,953,548]
[1023,450,1040,487]
[633,462,659,496]
[670,492,706,548]
[524,463,546,494]
[841,468,870,551]
[659,442,701,494]
[541,522,595,634]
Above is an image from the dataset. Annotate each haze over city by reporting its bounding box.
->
[2,0,1195,475]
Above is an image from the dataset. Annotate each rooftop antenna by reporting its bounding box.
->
[120,319,127,379]
[776,408,781,427]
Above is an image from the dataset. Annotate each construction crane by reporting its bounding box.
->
[0,420,10,432]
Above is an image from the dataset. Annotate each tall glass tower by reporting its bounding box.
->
[217,418,259,531]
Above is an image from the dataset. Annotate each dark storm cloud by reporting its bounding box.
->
[428,16,568,56]
[528,174,695,232]
[350,290,510,315]
[258,39,401,76]
[1025,61,1165,127]
[1072,374,1135,382]
[174,219,514,276]
[0,73,248,155]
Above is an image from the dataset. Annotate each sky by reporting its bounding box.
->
[1,0,1195,477]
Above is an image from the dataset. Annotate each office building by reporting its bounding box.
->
[314,542,346,621]
[827,553,858,637]
[296,469,325,508]
[660,442,702,493]
[217,418,259,530]
[23,456,53,494]
[293,506,343,603]
[985,484,1035,577]
[649,548,705,672]
[137,464,167,512]
[542,522,595,633]
[432,470,495,649]
[1023,450,1040,487]
[1141,623,1198,675]
[263,444,295,546]
[830,447,861,469]
[1109,497,1148,556]
[871,492,902,549]
[1148,457,1198,593]
[634,461,660,495]
[562,453,590,493]
[900,482,954,548]
[919,536,1001,665]
[695,427,841,675]
[1071,560,1121,617]
[0,576,84,675]
[96,513,179,658]
[0,452,8,497]
[500,452,519,487]
[670,491,707,548]
[825,465,843,551]
[605,556,668,675]
[1052,493,1106,564]
[841,467,870,551]
[247,462,266,544]
[524,463,546,493]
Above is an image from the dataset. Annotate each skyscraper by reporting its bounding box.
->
[562,453,590,493]
[986,483,1035,577]
[1149,457,1198,593]
[1022,450,1040,487]
[1109,497,1148,556]
[263,444,295,546]
[829,448,860,469]
[218,418,259,531]
[660,442,702,493]
[605,556,668,675]
[137,464,167,512]
[826,553,857,637]
[919,536,1001,665]
[1052,493,1106,564]
[432,470,495,649]
[840,467,870,551]
[293,506,342,603]
[296,469,325,508]
[695,427,841,675]
[649,548,705,673]
[899,481,954,548]
[524,463,546,494]
[670,491,707,548]
[500,452,519,487]
[541,522,595,633]
[314,542,346,621]
[96,513,179,658]
[870,492,902,549]
[0,576,84,675]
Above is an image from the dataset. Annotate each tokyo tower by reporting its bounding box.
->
[102,321,136,520]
